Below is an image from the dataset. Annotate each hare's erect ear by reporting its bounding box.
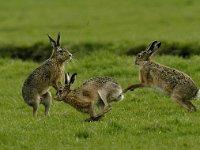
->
[48,34,56,48]
[146,41,161,55]
[145,41,158,51]
[70,73,77,84]
[65,72,70,85]
[57,32,60,46]
[155,41,161,49]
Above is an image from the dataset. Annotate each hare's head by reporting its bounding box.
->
[135,41,161,65]
[55,72,77,101]
[48,33,72,62]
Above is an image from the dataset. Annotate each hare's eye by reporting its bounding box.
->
[58,50,63,53]
[138,55,141,58]
[58,89,63,93]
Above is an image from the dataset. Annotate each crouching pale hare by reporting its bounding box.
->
[55,73,124,122]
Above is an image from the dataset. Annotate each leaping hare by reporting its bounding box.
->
[55,73,124,122]
[124,41,200,111]
[22,33,72,117]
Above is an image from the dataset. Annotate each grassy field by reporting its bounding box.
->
[1,52,200,150]
[0,0,200,46]
[1,0,200,149]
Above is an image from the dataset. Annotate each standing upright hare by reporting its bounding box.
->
[124,41,200,111]
[22,33,72,117]
[55,73,124,122]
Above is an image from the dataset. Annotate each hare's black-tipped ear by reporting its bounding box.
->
[57,32,60,46]
[146,41,161,55]
[70,73,77,84]
[155,42,161,49]
[65,72,70,85]
[48,34,56,48]
[146,41,157,51]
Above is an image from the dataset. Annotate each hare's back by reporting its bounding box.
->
[147,63,198,97]
[152,64,196,85]
[80,77,120,89]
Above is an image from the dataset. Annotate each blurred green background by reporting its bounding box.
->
[0,0,200,46]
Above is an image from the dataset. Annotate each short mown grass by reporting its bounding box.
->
[0,51,200,150]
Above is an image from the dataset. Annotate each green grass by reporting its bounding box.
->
[1,0,200,46]
[1,0,200,149]
[0,52,200,150]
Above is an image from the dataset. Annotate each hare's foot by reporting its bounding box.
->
[84,117,92,122]
[173,98,197,112]
[85,115,103,122]
[104,106,112,113]
[28,99,40,117]
[185,101,197,112]
[32,103,39,117]
[41,92,51,116]
[93,114,104,121]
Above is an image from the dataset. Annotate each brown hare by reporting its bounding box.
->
[124,41,200,111]
[22,33,72,117]
[55,73,124,122]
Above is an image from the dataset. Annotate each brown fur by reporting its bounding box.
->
[124,41,199,112]
[22,33,72,117]
[55,74,124,122]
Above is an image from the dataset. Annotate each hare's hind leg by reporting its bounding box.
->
[85,102,96,122]
[98,90,111,113]
[32,102,39,117]
[123,83,145,93]
[28,100,39,117]
[85,102,103,122]
[41,91,52,116]
[97,100,105,116]
[26,95,40,117]
[172,96,196,112]
[94,100,106,120]
[184,101,196,112]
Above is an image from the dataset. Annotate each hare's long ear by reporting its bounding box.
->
[65,72,70,85]
[57,32,60,46]
[48,34,56,48]
[146,41,161,55]
[70,73,77,84]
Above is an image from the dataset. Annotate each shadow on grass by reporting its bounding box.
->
[0,41,199,62]
[0,42,114,62]
[126,41,200,58]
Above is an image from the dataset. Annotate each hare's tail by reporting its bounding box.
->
[196,89,200,99]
